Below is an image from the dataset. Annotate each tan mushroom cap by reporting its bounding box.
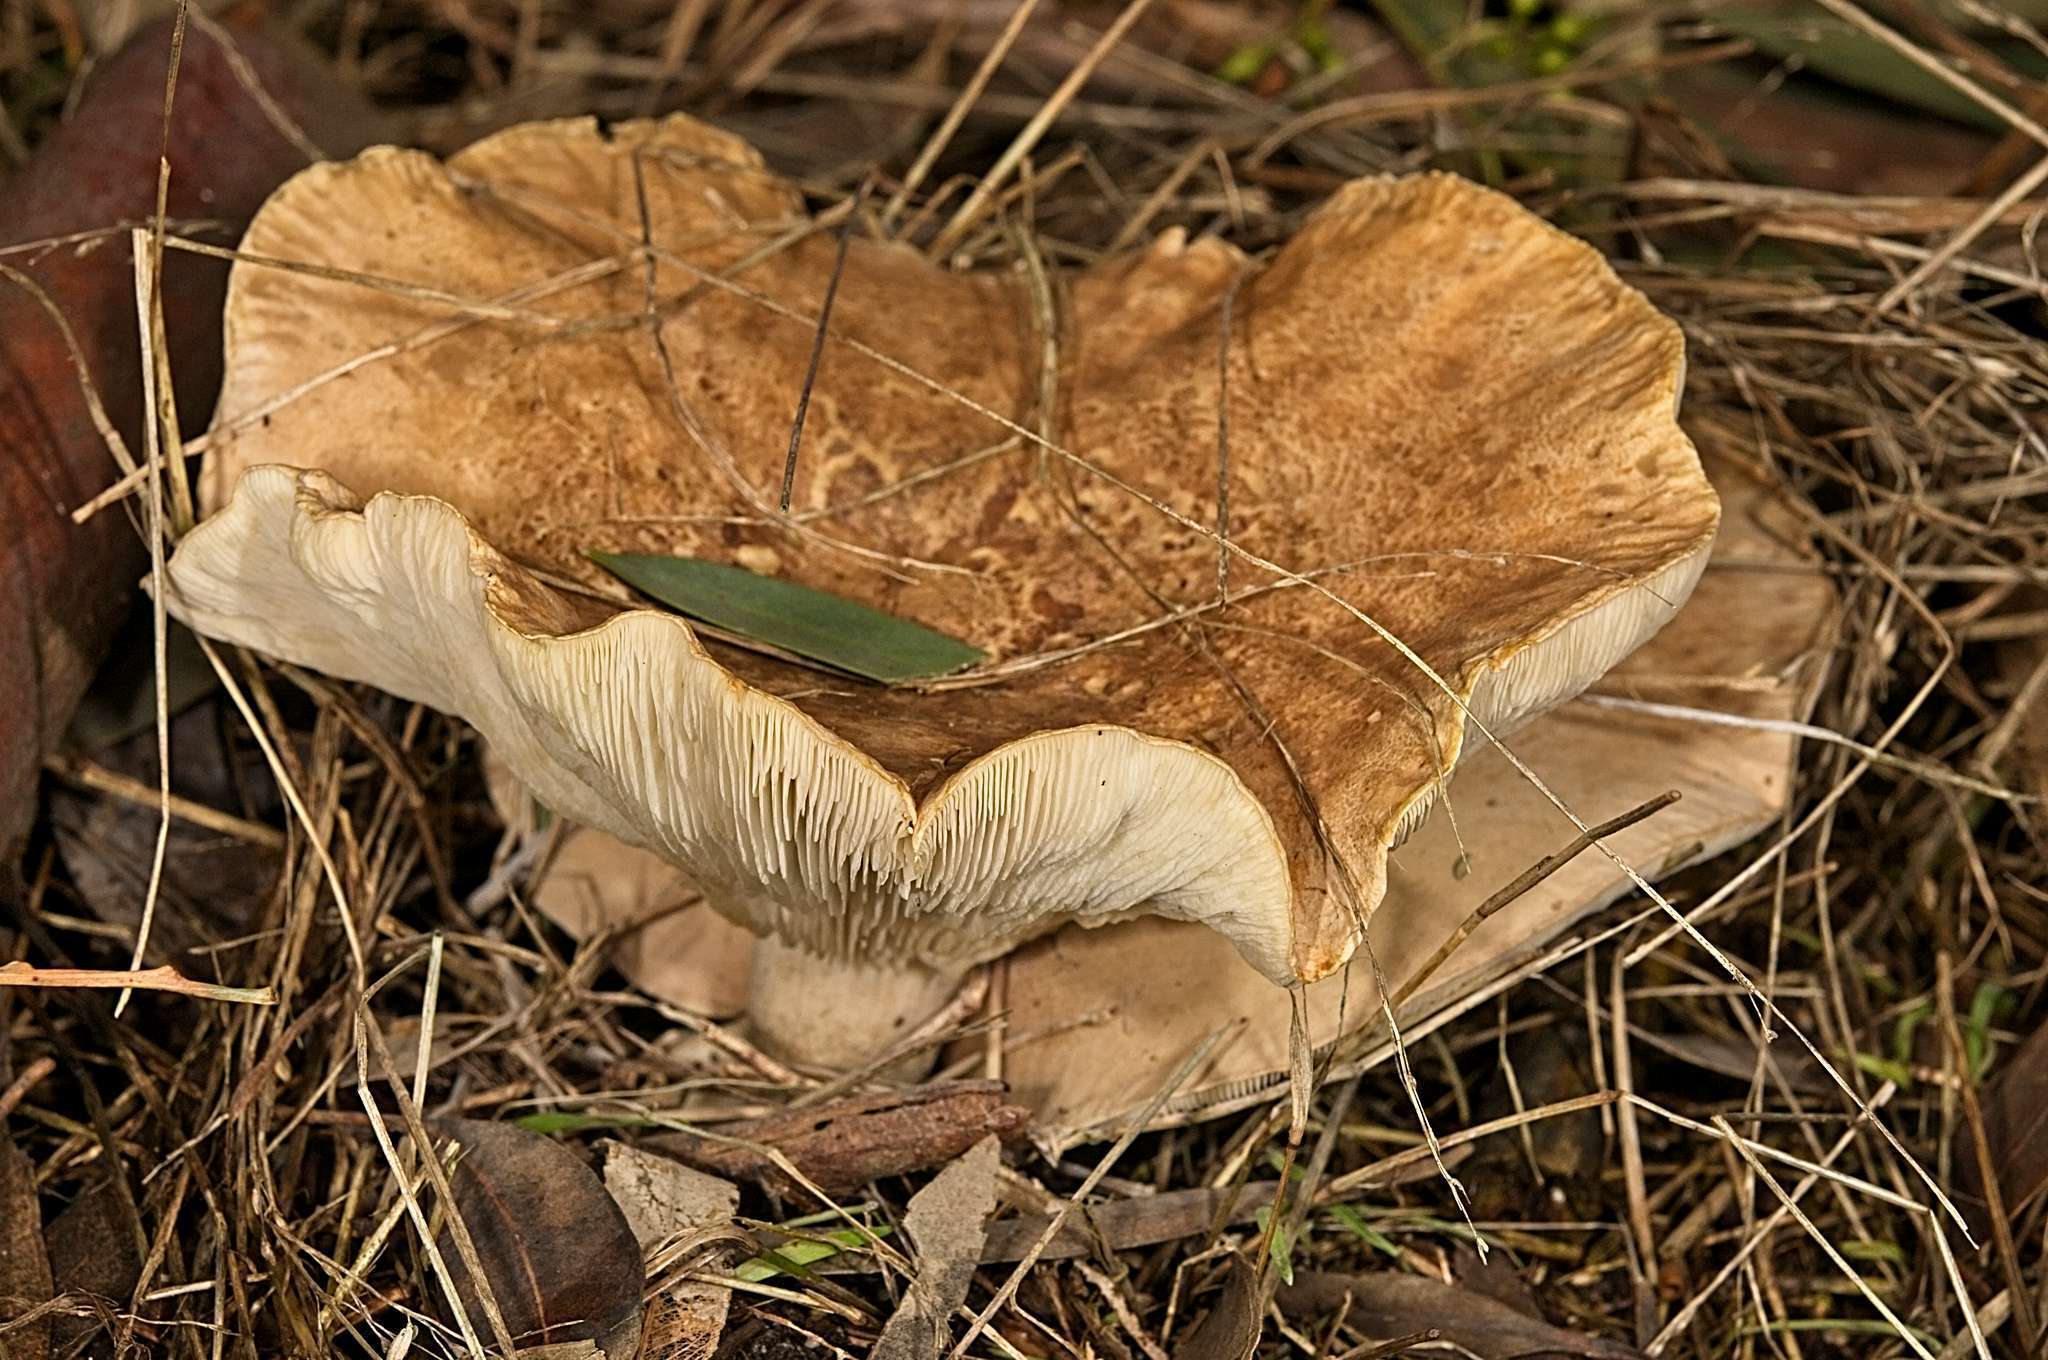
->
[181,115,1718,987]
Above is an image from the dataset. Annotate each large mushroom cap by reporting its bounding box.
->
[173,114,1718,991]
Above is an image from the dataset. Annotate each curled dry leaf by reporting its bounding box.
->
[167,112,1719,1069]
[1956,1012,2048,1237]
[41,1179,144,1358]
[1179,1255,1263,1360]
[646,1081,1029,1199]
[0,1126,51,1360]
[604,1144,740,1360]
[434,1119,644,1359]
[1280,1270,1644,1360]
[50,699,279,967]
[874,1135,1001,1360]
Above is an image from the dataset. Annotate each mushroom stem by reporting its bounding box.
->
[744,936,965,1072]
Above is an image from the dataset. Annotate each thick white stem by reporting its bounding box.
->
[744,937,964,1072]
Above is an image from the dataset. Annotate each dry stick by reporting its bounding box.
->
[1107,135,1222,253]
[780,180,867,512]
[0,262,140,476]
[1343,1331,1440,1360]
[1388,790,1681,1011]
[1647,1099,1877,1356]
[193,635,366,980]
[162,235,571,327]
[0,961,274,1005]
[1610,935,1657,1337]
[186,7,325,163]
[1245,40,1751,164]
[1578,695,2032,802]
[44,752,287,849]
[880,0,1048,230]
[0,1056,55,1122]
[148,5,193,534]
[356,1007,522,1359]
[1888,153,2048,311]
[949,1024,1234,1360]
[1263,1073,1360,1310]
[350,1020,497,1360]
[926,0,1158,258]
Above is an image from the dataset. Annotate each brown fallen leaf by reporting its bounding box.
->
[49,700,278,967]
[435,1120,644,1359]
[1280,1271,1644,1360]
[0,1125,51,1360]
[978,1181,1279,1265]
[644,1081,1029,1198]
[40,1179,144,1359]
[1957,1013,2048,1237]
[604,1144,740,1360]
[875,1136,1001,1360]
[1179,1255,1262,1360]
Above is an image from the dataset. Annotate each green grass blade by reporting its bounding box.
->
[591,552,986,684]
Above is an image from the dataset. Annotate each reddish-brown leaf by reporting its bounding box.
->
[0,14,377,858]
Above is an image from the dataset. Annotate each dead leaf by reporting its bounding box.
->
[605,1143,739,1248]
[604,1144,739,1360]
[41,1179,143,1359]
[435,1120,644,1359]
[645,1081,1029,1197]
[1280,1271,1644,1360]
[1179,1255,1262,1360]
[1958,1013,2048,1235]
[979,1181,1279,1264]
[0,1127,51,1360]
[875,1136,1001,1360]
[49,700,278,967]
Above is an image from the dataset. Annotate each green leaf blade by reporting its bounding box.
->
[590,552,986,684]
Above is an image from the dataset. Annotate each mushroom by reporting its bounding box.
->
[465,448,1832,1134]
[165,115,1720,1068]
